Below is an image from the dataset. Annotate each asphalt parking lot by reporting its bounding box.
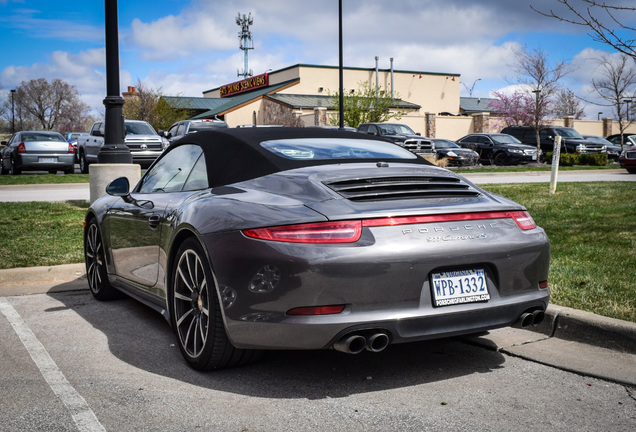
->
[1,271,635,431]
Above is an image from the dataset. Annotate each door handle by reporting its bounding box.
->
[148,214,161,229]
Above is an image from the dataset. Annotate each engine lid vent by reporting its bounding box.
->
[323,175,480,201]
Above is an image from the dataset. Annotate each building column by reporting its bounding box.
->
[563,115,574,128]
[472,112,490,133]
[602,117,613,137]
[314,107,327,126]
[425,112,436,138]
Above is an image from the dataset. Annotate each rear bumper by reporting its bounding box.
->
[16,154,75,170]
[203,219,551,351]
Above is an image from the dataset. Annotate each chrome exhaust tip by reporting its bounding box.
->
[365,333,390,353]
[333,334,366,354]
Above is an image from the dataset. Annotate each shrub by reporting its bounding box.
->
[544,152,607,167]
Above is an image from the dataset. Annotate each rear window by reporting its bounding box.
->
[261,138,418,160]
[22,133,65,142]
[189,121,228,132]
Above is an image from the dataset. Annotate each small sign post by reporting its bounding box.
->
[549,136,562,194]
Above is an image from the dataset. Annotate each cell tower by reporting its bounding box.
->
[236,12,254,78]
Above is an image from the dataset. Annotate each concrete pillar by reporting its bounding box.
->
[563,116,574,128]
[314,107,327,126]
[425,113,436,138]
[472,112,490,133]
[89,164,141,204]
[602,117,613,137]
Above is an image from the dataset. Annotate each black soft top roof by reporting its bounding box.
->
[171,127,433,187]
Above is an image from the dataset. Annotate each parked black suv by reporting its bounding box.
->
[357,122,434,155]
[455,133,537,165]
[501,126,606,156]
[163,118,229,144]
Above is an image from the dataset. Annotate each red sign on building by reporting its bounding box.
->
[220,73,269,98]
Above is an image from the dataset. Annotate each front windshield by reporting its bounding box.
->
[378,124,417,135]
[431,139,459,149]
[554,128,583,139]
[125,122,157,135]
[261,138,418,160]
[491,134,521,144]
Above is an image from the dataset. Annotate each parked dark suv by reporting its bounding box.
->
[163,118,229,144]
[357,122,435,155]
[455,133,537,165]
[501,126,606,156]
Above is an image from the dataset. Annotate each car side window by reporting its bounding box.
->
[168,124,179,138]
[137,144,203,194]
[182,154,209,191]
[176,124,187,137]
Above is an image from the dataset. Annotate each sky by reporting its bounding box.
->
[1,0,635,120]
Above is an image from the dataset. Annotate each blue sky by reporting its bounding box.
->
[1,0,634,119]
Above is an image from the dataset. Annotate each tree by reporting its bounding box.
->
[328,81,407,128]
[532,1,636,60]
[489,90,537,127]
[15,78,90,131]
[552,89,585,119]
[123,79,194,131]
[512,46,571,155]
[590,54,636,149]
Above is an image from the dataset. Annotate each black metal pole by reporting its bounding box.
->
[338,0,344,130]
[98,0,131,164]
[10,89,15,135]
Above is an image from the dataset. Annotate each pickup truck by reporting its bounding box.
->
[77,120,168,173]
[357,122,435,155]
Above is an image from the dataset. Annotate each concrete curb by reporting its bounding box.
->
[1,264,635,355]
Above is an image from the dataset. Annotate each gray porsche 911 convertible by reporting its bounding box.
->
[84,127,550,370]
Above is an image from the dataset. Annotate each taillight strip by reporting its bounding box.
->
[242,211,536,244]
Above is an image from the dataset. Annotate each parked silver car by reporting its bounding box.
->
[1,131,75,175]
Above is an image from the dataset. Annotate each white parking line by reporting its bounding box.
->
[0,298,106,432]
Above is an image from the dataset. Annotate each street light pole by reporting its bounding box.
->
[624,99,632,121]
[532,89,542,158]
[98,0,131,164]
[10,89,16,134]
[338,0,344,130]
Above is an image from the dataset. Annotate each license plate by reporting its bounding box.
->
[39,157,57,163]
[431,269,490,307]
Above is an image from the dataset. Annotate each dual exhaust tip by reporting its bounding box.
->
[514,309,546,329]
[333,331,390,354]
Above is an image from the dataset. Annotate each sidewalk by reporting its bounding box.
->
[1,263,635,386]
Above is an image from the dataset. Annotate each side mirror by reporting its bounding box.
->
[416,132,421,136]
[106,177,130,197]
[92,129,103,137]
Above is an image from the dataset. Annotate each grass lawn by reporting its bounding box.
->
[482,182,635,323]
[0,181,634,323]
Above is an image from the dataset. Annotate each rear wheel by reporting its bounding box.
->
[84,219,120,300]
[80,152,89,174]
[9,157,21,175]
[171,237,259,370]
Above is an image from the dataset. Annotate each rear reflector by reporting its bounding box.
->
[287,305,346,315]
[539,280,549,289]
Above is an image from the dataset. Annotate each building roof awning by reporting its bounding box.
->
[459,97,500,114]
[267,93,421,110]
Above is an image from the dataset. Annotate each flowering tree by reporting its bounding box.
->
[489,91,537,127]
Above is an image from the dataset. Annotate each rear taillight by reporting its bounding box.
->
[68,143,75,154]
[243,211,537,244]
[363,211,537,230]
[17,143,26,154]
[243,221,362,243]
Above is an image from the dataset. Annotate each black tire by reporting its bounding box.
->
[48,170,57,174]
[80,152,89,174]
[627,168,636,174]
[494,152,508,166]
[170,237,259,370]
[9,157,21,175]
[84,219,120,300]
[64,166,74,175]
